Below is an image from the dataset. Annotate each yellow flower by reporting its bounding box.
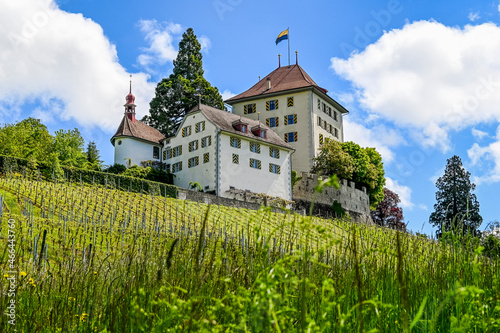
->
[4,274,9,278]
[75,315,79,317]
[29,278,34,284]
[20,271,27,277]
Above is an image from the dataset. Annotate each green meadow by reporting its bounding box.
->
[0,172,499,332]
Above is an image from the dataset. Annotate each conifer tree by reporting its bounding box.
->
[429,155,482,237]
[143,28,224,137]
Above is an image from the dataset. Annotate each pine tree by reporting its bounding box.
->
[143,28,224,137]
[86,141,102,170]
[429,155,482,237]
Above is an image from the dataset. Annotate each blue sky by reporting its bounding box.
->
[2,0,500,236]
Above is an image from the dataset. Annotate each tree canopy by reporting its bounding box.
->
[371,188,405,230]
[0,118,102,171]
[142,28,224,137]
[429,155,482,238]
[312,140,385,209]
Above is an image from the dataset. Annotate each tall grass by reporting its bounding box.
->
[0,172,499,332]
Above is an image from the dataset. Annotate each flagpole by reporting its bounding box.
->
[287,27,290,67]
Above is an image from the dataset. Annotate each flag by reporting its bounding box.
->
[275,29,289,45]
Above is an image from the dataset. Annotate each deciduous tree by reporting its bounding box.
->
[371,188,405,230]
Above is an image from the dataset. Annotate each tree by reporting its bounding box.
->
[86,141,102,170]
[312,140,385,209]
[0,118,53,163]
[143,28,224,137]
[429,155,482,238]
[311,140,354,180]
[53,129,87,168]
[371,188,405,230]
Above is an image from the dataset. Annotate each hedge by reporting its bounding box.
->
[0,155,178,198]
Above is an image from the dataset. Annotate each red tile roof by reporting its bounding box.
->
[111,115,164,145]
[225,64,328,102]
[187,104,294,150]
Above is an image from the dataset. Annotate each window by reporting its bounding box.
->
[284,114,297,125]
[317,98,321,110]
[269,163,281,174]
[266,99,278,111]
[203,153,210,163]
[188,156,199,168]
[232,154,239,164]
[269,147,280,159]
[266,117,279,127]
[333,110,338,121]
[195,121,205,133]
[163,149,167,160]
[188,140,199,152]
[249,158,261,169]
[230,137,241,148]
[334,128,339,138]
[319,134,324,145]
[317,116,322,126]
[244,103,256,114]
[182,125,192,137]
[153,147,160,159]
[189,140,198,152]
[172,162,182,173]
[165,164,170,172]
[260,130,266,138]
[250,142,261,153]
[284,132,298,143]
[241,125,247,133]
[201,136,212,148]
[287,97,294,107]
[172,145,182,157]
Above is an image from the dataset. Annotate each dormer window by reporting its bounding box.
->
[260,131,266,138]
[251,124,267,138]
[232,119,248,133]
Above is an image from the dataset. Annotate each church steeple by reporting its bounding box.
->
[124,75,136,122]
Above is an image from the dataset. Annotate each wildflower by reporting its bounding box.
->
[4,274,9,278]
[20,271,27,277]
[94,271,98,275]
[75,315,79,318]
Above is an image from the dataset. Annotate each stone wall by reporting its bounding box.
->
[177,188,288,214]
[292,172,372,223]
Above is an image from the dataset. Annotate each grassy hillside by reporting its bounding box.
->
[0,173,499,332]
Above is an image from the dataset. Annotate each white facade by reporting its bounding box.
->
[113,137,162,167]
[163,106,294,201]
[230,90,345,173]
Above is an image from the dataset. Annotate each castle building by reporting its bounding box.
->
[162,104,294,200]
[225,60,349,173]
[111,84,164,167]
[111,86,294,201]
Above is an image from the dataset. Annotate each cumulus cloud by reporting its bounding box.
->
[343,119,406,164]
[198,35,212,53]
[137,19,182,71]
[467,125,500,183]
[331,20,500,151]
[385,177,414,209]
[0,0,156,131]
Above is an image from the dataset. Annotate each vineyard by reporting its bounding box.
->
[0,170,499,332]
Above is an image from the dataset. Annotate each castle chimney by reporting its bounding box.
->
[266,77,271,90]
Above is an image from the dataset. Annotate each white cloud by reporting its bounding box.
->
[331,21,500,151]
[221,89,236,101]
[468,12,480,22]
[0,0,156,131]
[471,128,489,141]
[199,35,212,53]
[498,1,500,14]
[385,177,414,209]
[343,118,406,164]
[467,125,500,183]
[137,20,182,70]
